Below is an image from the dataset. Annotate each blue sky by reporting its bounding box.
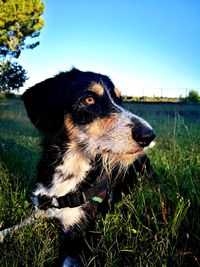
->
[18,0,200,97]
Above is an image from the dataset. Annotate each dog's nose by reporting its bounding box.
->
[132,128,156,147]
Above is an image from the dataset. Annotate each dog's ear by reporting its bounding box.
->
[22,77,64,135]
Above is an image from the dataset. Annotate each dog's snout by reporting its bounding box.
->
[132,127,156,147]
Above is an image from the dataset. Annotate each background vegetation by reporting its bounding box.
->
[123,89,200,103]
[0,99,199,266]
[0,0,45,59]
[0,0,45,94]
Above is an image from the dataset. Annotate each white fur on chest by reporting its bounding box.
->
[35,142,91,198]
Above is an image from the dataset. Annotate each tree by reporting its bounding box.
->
[0,0,45,59]
[186,90,200,102]
[0,61,28,92]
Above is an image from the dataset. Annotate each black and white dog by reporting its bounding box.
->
[22,68,156,265]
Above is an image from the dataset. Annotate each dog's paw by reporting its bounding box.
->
[62,256,81,267]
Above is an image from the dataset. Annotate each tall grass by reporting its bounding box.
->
[0,100,199,266]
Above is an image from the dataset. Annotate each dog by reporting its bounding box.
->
[22,68,156,266]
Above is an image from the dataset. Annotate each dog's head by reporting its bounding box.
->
[22,68,155,169]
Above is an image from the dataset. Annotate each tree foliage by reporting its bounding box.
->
[0,0,45,58]
[0,61,28,92]
[186,90,200,102]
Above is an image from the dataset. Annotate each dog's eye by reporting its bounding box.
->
[83,97,95,105]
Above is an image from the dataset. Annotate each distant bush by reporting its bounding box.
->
[0,92,6,99]
[0,91,18,99]
[123,95,179,102]
[139,96,148,101]
[185,90,200,102]
[0,61,28,93]
[123,95,133,101]
[5,92,16,98]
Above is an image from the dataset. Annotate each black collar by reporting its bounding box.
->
[37,172,111,210]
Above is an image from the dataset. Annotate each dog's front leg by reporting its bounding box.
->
[46,203,98,267]
[45,206,86,231]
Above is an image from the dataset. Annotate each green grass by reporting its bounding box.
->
[0,99,199,266]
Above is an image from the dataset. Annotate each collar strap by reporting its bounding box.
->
[37,174,110,210]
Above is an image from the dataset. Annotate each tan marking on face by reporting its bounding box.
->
[64,114,74,131]
[89,82,104,96]
[114,88,121,99]
[64,114,79,139]
[85,115,118,139]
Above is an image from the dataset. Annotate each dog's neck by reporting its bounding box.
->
[35,139,93,198]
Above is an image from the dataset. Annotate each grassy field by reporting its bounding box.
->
[0,99,200,267]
